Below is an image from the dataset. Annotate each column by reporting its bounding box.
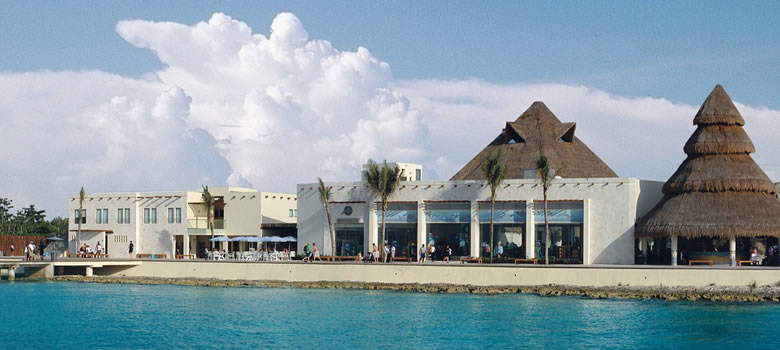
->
[469,200,480,258]
[416,200,426,260]
[582,198,591,265]
[671,235,678,266]
[85,266,93,277]
[525,201,535,259]
[366,201,378,255]
[183,234,190,256]
[8,266,16,281]
[729,236,736,266]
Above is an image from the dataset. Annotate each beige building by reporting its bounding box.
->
[68,187,296,258]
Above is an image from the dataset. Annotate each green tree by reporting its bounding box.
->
[50,216,69,239]
[482,150,507,263]
[13,205,51,235]
[0,197,13,234]
[201,185,216,249]
[537,153,554,264]
[363,160,402,263]
[318,178,336,256]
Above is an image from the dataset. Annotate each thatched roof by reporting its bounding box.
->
[450,102,617,180]
[636,85,780,239]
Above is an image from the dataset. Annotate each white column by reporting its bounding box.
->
[85,266,93,277]
[366,201,378,255]
[7,266,16,281]
[582,198,591,265]
[183,234,190,256]
[416,200,426,261]
[671,235,678,266]
[729,236,736,266]
[525,201,535,259]
[470,200,480,258]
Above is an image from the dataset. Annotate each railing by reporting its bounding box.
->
[187,218,225,230]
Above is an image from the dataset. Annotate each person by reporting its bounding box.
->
[39,241,46,259]
[24,244,29,261]
[96,242,104,256]
[497,241,504,258]
[483,242,490,258]
[428,244,435,263]
[680,247,688,265]
[313,243,322,262]
[372,244,379,263]
[751,248,758,265]
[383,243,390,263]
[357,252,363,263]
[443,245,452,263]
[128,241,134,257]
[302,243,311,262]
[28,241,36,261]
[9,243,14,256]
[390,244,396,261]
[419,244,426,264]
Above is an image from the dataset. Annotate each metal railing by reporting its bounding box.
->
[187,218,225,229]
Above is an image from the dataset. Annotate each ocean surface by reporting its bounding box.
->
[1,281,778,349]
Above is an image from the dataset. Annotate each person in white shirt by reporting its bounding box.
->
[390,245,396,260]
[96,242,104,255]
[27,241,36,261]
[383,244,390,263]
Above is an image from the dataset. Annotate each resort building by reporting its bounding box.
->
[297,102,664,264]
[67,187,297,258]
[635,85,780,266]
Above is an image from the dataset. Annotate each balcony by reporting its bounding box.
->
[187,218,225,233]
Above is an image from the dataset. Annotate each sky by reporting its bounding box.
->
[1,1,779,218]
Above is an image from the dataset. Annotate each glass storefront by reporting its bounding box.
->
[377,203,418,258]
[426,203,470,258]
[479,202,525,259]
[534,202,583,264]
[335,223,364,256]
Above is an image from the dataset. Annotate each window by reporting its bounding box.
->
[144,208,150,224]
[168,208,174,224]
[96,209,102,224]
[416,169,421,181]
[118,208,124,224]
[74,209,86,224]
[294,209,297,217]
[151,208,157,224]
[124,208,131,224]
[103,209,108,224]
[289,209,294,217]
[176,208,182,224]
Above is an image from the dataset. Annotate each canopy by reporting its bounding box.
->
[209,236,231,242]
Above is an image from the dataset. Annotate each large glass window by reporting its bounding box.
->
[118,208,124,224]
[426,202,471,258]
[151,208,157,224]
[534,202,583,264]
[144,208,150,224]
[377,203,417,258]
[479,202,525,259]
[335,224,364,256]
[168,208,174,224]
[124,208,131,224]
[74,209,86,224]
[176,208,182,223]
[96,209,102,224]
[103,209,108,224]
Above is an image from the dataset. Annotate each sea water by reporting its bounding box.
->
[1,282,778,349]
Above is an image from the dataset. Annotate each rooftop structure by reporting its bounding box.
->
[362,162,422,181]
[451,102,617,180]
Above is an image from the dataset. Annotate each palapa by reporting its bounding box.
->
[636,85,780,239]
[451,101,617,180]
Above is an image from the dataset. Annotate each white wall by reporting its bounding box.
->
[297,178,664,263]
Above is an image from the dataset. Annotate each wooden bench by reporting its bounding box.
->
[391,257,412,263]
[738,260,756,266]
[324,256,359,262]
[136,253,167,259]
[688,259,713,266]
[176,254,196,260]
[460,257,483,264]
[514,258,538,264]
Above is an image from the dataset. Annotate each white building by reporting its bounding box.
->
[297,102,664,264]
[362,162,423,181]
[68,187,297,258]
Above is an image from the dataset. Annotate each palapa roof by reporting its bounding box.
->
[450,102,617,180]
[636,85,780,239]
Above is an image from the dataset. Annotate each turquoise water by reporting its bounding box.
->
[1,282,778,349]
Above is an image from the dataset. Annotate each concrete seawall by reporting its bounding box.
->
[94,261,780,288]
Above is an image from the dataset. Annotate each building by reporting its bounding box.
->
[68,187,297,258]
[362,162,422,181]
[635,85,780,266]
[297,102,664,264]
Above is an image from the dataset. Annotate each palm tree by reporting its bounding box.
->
[482,150,506,263]
[537,153,554,264]
[318,178,336,256]
[363,160,402,263]
[77,187,85,250]
[201,185,215,249]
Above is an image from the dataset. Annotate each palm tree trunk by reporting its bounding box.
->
[381,202,387,263]
[209,210,214,250]
[490,193,495,263]
[77,204,82,250]
[325,204,335,255]
[544,191,550,265]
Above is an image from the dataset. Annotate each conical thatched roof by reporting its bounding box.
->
[451,102,617,180]
[636,85,780,238]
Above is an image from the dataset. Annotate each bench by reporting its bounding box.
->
[460,257,482,264]
[514,258,538,264]
[738,260,757,266]
[136,253,167,259]
[688,259,713,266]
[391,257,412,263]
[176,254,196,260]
[324,256,359,262]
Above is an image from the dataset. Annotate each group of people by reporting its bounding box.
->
[418,243,453,263]
[302,242,321,262]
[78,241,105,256]
[18,241,46,261]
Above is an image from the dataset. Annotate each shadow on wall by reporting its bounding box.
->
[153,229,172,255]
[637,180,665,218]
[592,227,635,265]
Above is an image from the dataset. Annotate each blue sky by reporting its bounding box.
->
[1,1,779,217]
[2,1,778,107]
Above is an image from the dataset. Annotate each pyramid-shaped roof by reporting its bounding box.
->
[450,102,617,180]
[636,85,780,238]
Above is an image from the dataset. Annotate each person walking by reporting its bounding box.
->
[128,241,134,258]
[313,243,322,262]
[9,243,14,256]
[443,245,452,263]
[383,243,390,263]
[390,244,396,261]
[303,243,311,262]
[372,244,379,263]
[419,244,426,264]
[27,241,36,261]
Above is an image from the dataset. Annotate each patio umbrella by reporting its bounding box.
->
[46,236,65,241]
[209,236,230,242]
[281,236,297,251]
